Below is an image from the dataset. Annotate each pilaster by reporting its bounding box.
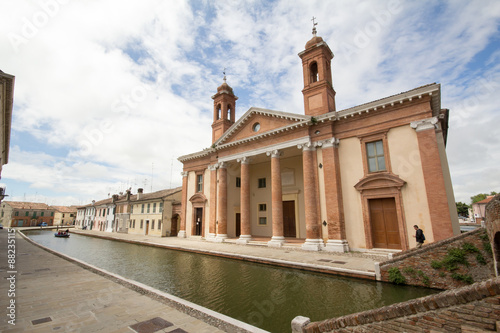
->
[236,157,252,244]
[207,164,218,241]
[178,171,188,238]
[215,162,228,242]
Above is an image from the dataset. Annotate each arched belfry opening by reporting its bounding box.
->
[310,62,319,83]
[216,103,221,120]
[227,104,232,121]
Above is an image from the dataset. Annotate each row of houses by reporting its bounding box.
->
[75,187,182,237]
[0,202,76,227]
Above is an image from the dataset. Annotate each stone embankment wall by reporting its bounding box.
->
[378,227,494,289]
[485,194,500,276]
[295,277,500,332]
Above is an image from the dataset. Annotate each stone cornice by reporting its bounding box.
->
[217,136,310,163]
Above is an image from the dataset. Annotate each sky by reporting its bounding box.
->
[0,0,499,206]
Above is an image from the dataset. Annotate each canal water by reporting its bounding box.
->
[25,230,437,332]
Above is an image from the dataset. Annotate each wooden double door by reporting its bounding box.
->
[369,198,401,249]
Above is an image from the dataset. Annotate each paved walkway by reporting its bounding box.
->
[0,229,253,333]
[70,229,385,279]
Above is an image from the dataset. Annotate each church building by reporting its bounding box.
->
[177,28,459,252]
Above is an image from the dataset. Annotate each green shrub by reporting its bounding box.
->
[484,242,492,254]
[442,248,468,271]
[476,253,487,265]
[402,267,416,276]
[431,260,443,269]
[417,270,430,286]
[451,273,474,284]
[479,233,489,241]
[388,267,406,285]
[439,272,446,277]
[462,242,479,253]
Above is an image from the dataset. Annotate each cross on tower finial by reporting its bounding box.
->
[311,16,318,36]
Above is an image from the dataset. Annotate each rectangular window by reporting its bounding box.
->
[41,212,44,217]
[25,211,29,216]
[133,220,136,228]
[151,220,155,230]
[33,212,37,218]
[236,177,241,188]
[366,140,386,172]
[141,204,145,213]
[129,220,131,228]
[259,217,267,225]
[147,203,150,213]
[197,174,203,192]
[140,220,143,229]
[259,204,267,211]
[159,203,163,213]
[153,203,156,213]
[258,178,266,188]
[130,205,133,213]
[15,211,19,216]
[51,212,54,216]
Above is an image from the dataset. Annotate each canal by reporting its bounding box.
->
[25,230,437,332]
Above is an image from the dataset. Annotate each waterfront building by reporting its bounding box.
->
[0,201,55,227]
[83,202,96,230]
[472,196,495,224]
[52,206,77,226]
[94,197,114,232]
[114,190,135,233]
[128,187,182,237]
[177,29,459,251]
[75,206,86,228]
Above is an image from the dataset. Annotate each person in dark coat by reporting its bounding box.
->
[413,225,425,248]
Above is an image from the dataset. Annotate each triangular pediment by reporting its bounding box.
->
[215,107,309,146]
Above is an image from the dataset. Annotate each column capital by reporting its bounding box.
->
[321,137,340,148]
[410,117,438,132]
[181,171,188,177]
[236,156,252,164]
[208,164,218,171]
[218,161,227,169]
[266,149,282,158]
[297,141,315,151]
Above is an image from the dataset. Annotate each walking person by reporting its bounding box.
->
[413,225,425,248]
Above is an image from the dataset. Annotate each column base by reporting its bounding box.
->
[302,239,324,251]
[324,239,350,252]
[177,230,186,238]
[236,235,252,244]
[214,234,228,242]
[268,236,286,247]
[206,233,216,241]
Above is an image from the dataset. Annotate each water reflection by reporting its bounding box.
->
[25,230,437,333]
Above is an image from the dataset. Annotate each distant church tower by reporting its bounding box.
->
[211,74,238,144]
[299,19,336,116]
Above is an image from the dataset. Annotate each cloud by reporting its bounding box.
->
[1,0,499,205]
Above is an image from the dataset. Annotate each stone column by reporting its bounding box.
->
[411,117,454,241]
[207,164,218,241]
[322,138,349,252]
[300,143,323,251]
[215,163,228,242]
[267,150,285,247]
[178,171,188,238]
[237,157,252,244]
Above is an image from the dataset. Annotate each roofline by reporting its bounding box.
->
[178,83,442,163]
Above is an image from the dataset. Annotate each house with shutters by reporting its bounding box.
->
[177,29,460,252]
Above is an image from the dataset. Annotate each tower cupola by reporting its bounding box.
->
[298,19,336,116]
[211,74,238,144]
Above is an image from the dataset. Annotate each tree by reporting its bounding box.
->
[470,191,498,205]
[456,202,469,217]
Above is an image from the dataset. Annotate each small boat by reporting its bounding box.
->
[54,232,70,238]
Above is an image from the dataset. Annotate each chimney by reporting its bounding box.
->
[126,189,131,201]
[137,188,143,200]
[112,194,119,202]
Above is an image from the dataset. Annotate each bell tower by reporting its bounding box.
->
[298,19,336,116]
[211,74,237,144]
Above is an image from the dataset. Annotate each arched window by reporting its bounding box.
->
[310,62,319,83]
[227,104,232,120]
[216,104,222,120]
